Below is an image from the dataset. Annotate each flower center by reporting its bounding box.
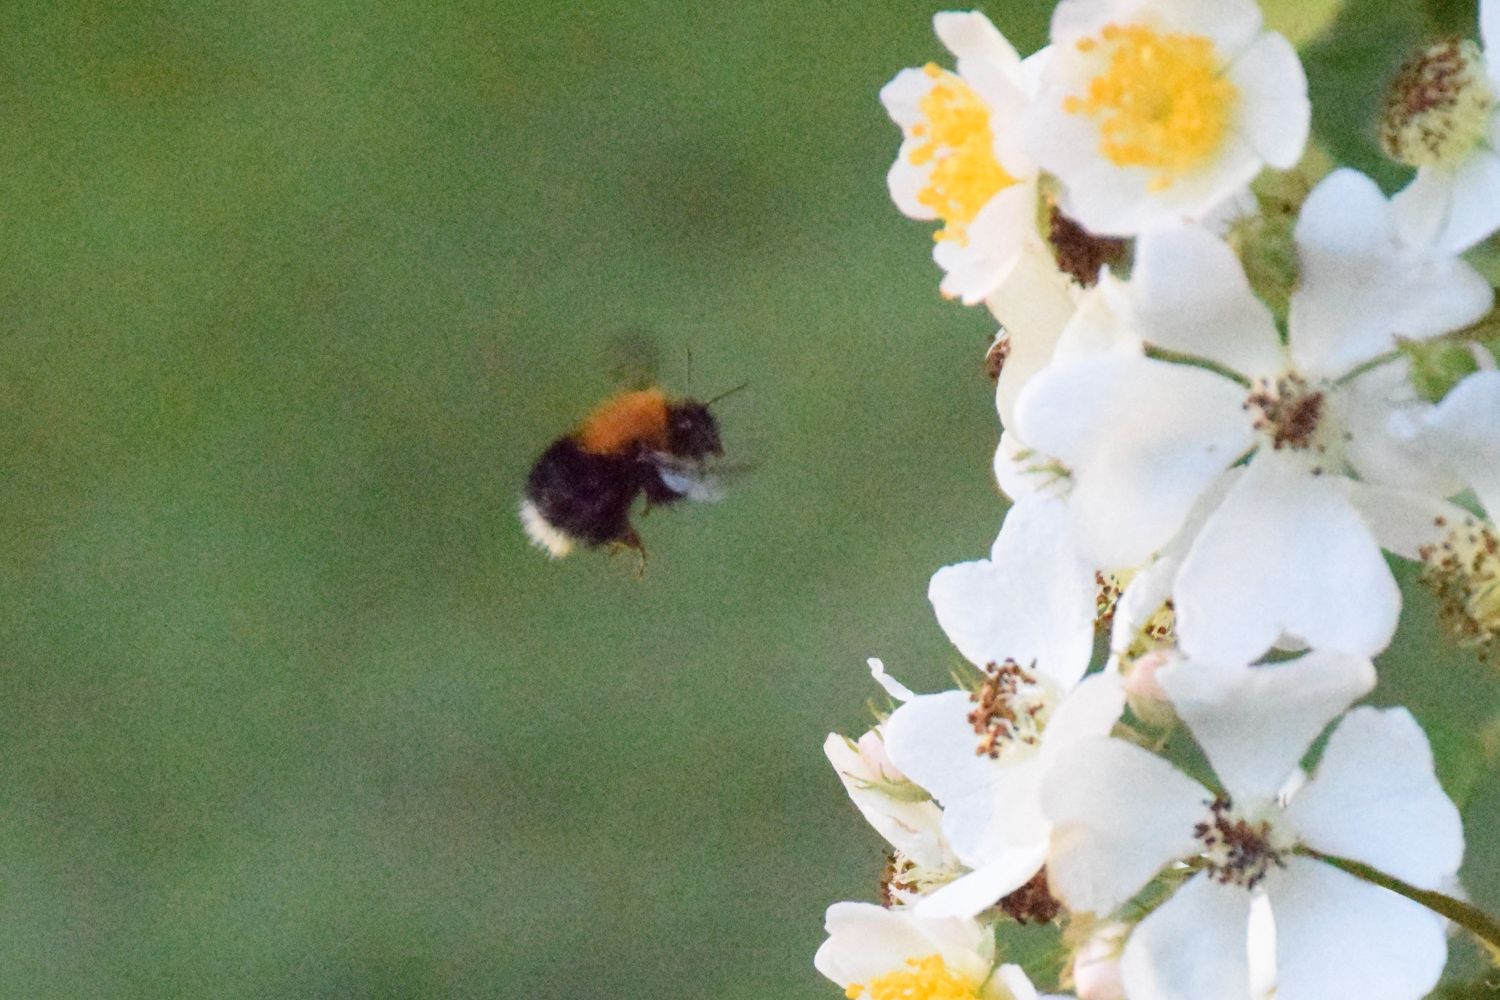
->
[1244,373,1329,453]
[1064,24,1238,191]
[1194,796,1290,890]
[878,850,956,909]
[969,659,1054,760]
[1419,514,1500,663]
[1381,39,1496,169]
[846,955,982,1000]
[909,64,1020,245]
[998,867,1063,924]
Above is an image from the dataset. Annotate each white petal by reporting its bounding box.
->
[884,692,1000,814]
[815,901,993,988]
[1285,707,1464,888]
[935,11,1026,152]
[1039,672,1126,767]
[1129,224,1283,377]
[937,182,1035,304]
[1485,0,1500,70]
[1050,0,1263,57]
[990,242,1082,426]
[868,657,916,703]
[1015,356,1251,568]
[936,10,1022,78]
[1053,269,1143,361]
[885,692,1039,866]
[1120,874,1254,1000]
[1044,737,1206,915]
[824,733,953,868]
[1157,652,1375,803]
[1438,148,1500,251]
[1391,166,1456,249]
[879,66,935,128]
[1400,150,1500,253]
[1290,169,1493,379]
[1227,32,1310,169]
[993,430,1069,502]
[990,964,1043,1000]
[1426,370,1500,518]
[1266,858,1449,1000]
[928,498,1097,687]
[887,143,937,220]
[916,843,1049,919]
[1340,482,1473,561]
[1109,470,1240,660]
[1336,361,1463,496]
[1174,453,1400,665]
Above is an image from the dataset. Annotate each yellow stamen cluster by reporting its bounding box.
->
[1419,515,1500,662]
[846,955,982,1000]
[910,64,1019,244]
[1065,24,1238,191]
[1381,39,1496,169]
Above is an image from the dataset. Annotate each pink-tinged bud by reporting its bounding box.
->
[855,729,909,784]
[1121,649,1177,728]
[1072,922,1128,1000]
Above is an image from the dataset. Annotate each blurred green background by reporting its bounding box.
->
[1,1,1498,997]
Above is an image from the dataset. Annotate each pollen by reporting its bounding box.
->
[969,659,1052,760]
[1419,515,1500,663]
[909,64,1019,245]
[1381,39,1495,169]
[1194,796,1290,891]
[1244,374,1328,453]
[1065,24,1238,191]
[846,955,982,1000]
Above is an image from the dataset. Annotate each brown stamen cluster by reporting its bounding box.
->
[1048,204,1128,286]
[879,851,919,908]
[1094,571,1124,630]
[969,659,1043,758]
[1419,514,1500,663]
[998,867,1063,924]
[1244,374,1326,453]
[984,329,1011,383]
[1381,38,1494,166]
[1123,599,1177,663]
[1194,796,1286,890]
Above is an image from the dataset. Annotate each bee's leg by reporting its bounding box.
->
[608,528,648,578]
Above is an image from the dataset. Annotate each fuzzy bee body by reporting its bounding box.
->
[520,388,725,563]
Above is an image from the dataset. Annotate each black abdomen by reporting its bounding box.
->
[523,438,641,547]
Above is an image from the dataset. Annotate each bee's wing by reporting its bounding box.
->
[606,330,664,392]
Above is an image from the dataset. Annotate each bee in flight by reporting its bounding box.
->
[519,383,743,571]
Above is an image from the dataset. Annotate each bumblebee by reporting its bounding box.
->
[519,386,736,567]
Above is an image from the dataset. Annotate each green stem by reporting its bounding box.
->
[1334,349,1401,386]
[1142,346,1251,387]
[1300,848,1500,957]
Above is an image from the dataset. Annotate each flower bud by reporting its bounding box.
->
[1381,39,1496,169]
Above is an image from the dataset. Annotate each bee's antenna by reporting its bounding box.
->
[685,347,694,395]
[705,381,750,407]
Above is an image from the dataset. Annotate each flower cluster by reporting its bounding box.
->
[820,3,1500,998]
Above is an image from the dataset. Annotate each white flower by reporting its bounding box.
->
[879,500,1124,917]
[1015,169,1494,665]
[1421,370,1500,518]
[1044,651,1464,1000]
[1023,0,1308,235]
[992,265,1138,435]
[1386,1,1500,252]
[882,12,1044,304]
[824,727,957,876]
[815,902,1050,1000]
